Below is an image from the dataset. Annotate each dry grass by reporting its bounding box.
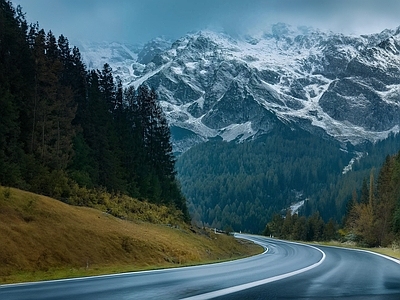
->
[369,247,400,259]
[0,187,262,284]
[311,240,400,260]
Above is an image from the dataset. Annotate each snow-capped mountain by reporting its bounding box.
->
[78,23,400,153]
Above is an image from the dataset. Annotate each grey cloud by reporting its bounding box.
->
[11,0,400,44]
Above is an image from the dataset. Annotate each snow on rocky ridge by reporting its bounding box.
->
[77,23,400,153]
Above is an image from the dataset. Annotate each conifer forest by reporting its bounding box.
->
[0,1,189,220]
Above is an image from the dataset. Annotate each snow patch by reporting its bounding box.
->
[290,200,305,215]
[132,62,171,89]
[171,66,184,75]
[342,152,365,174]
[219,122,256,142]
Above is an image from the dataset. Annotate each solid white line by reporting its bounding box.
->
[321,244,400,265]
[0,237,268,288]
[180,242,326,300]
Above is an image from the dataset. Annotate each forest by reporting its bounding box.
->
[177,119,400,233]
[266,150,400,247]
[176,123,354,233]
[0,1,189,220]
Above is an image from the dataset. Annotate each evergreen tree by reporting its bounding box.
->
[0,0,33,186]
[0,1,189,221]
[360,178,369,204]
[85,70,126,192]
[292,216,307,240]
[99,63,115,111]
[0,88,21,185]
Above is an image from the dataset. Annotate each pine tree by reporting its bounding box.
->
[99,63,115,111]
[360,178,369,204]
[375,156,397,245]
[29,30,76,172]
[369,169,375,207]
[68,46,88,127]
[0,88,21,185]
[0,0,34,186]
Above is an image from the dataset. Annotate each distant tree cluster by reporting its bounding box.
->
[343,152,400,247]
[0,1,189,219]
[263,211,338,242]
[176,124,353,233]
[308,133,400,224]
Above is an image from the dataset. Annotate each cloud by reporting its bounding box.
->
[11,0,400,44]
[264,0,400,35]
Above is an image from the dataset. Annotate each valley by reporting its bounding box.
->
[2,1,400,290]
[76,24,400,231]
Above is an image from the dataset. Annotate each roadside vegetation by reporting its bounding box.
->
[310,240,400,260]
[263,151,400,257]
[0,187,262,284]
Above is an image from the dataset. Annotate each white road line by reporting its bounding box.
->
[321,244,400,265]
[0,237,268,288]
[180,243,326,300]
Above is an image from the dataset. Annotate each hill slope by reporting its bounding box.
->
[0,187,261,284]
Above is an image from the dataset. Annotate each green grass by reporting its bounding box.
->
[0,186,262,284]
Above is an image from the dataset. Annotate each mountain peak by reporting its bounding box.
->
[78,26,400,153]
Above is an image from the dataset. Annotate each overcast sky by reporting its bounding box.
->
[11,0,400,44]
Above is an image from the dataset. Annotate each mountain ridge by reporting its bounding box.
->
[77,23,400,153]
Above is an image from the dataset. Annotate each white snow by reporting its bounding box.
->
[171,66,184,75]
[131,62,171,89]
[219,122,256,142]
[290,200,305,215]
[185,62,198,70]
[342,152,365,174]
[195,97,205,110]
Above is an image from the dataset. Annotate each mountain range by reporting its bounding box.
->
[76,23,400,154]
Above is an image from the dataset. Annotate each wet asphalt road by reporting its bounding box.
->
[1,234,400,299]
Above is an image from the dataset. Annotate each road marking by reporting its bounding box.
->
[0,238,268,288]
[180,242,326,300]
[321,245,400,265]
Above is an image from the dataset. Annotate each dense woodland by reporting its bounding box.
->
[177,120,400,233]
[267,150,400,246]
[176,124,355,233]
[0,1,189,220]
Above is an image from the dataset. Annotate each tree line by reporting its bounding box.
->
[263,211,338,242]
[0,1,189,220]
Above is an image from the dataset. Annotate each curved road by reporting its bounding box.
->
[1,234,400,299]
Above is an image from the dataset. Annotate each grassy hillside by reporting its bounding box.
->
[0,187,262,284]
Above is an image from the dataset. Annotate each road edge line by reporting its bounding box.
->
[180,237,326,300]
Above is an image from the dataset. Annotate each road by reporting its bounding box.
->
[1,234,400,299]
